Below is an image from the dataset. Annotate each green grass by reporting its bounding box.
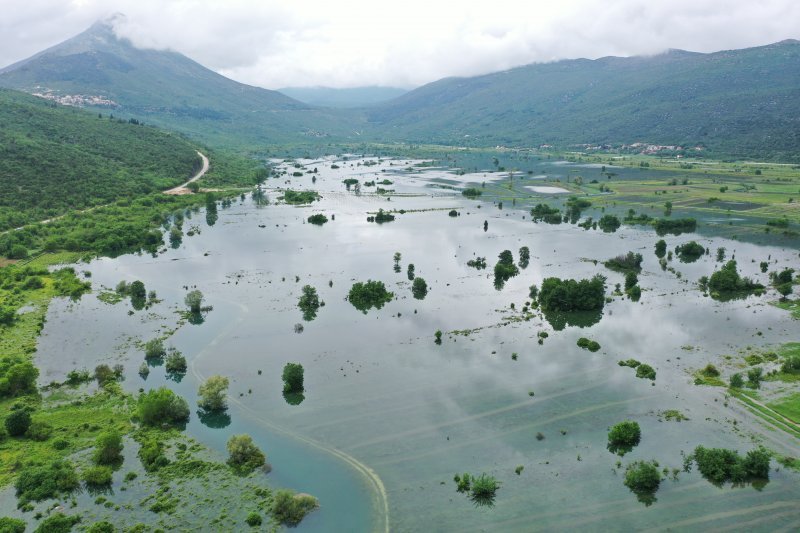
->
[773,300,800,319]
[768,393,800,424]
[729,389,800,440]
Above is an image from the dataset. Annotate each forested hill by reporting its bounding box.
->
[0,88,201,232]
[0,21,360,149]
[365,40,800,161]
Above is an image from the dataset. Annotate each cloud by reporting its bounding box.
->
[1,0,798,89]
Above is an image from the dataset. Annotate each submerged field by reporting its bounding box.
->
[2,154,800,531]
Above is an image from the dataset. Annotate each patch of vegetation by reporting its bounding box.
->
[708,260,764,298]
[598,214,621,233]
[307,214,328,225]
[137,387,190,428]
[623,460,661,505]
[282,363,304,394]
[226,434,266,474]
[453,473,500,507]
[576,337,601,352]
[685,445,770,485]
[493,250,520,289]
[538,275,606,312]
[298,285,321,321]
[608,421,641,455]
[604,251,643,273]
[462,188,482,198]
[661,410,689,422]
[271,489,319,526]
[675,241,705,262]
[15,459,79,506]
[412,277,428,300]
[467,257,487,270]
[653,218,696,236]
[347,280,394,313]
[281,190,319,204]
[367,209,396,223]
[530,204,562,224]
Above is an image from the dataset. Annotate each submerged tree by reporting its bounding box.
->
[282,363,304,394]
[185,290,204,314]
[298,285,321,321]
[412,277,428,300]
[226,434,266,474]
[198,375,230,412]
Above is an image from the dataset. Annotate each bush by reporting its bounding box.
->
[468,473,500,507]
[33,513,80,533]
[226,434,266,473]
[26,420,53,441]
[654,240,667,258]
[164,349,187,375]
[635,364,656,380]
[493,250,520,287]
[675,241,705,262]
[245,512,262,527]
[0,517,26,533]
[198,375,229,412]
[347,280,393,313]
[5,409,31,437]
[307,214,328,225]
[93,431,123,465]
[576,338,601,352]
[729,373,744,388]
[701,364,720,377]
[605,251,643,272]
[282,363,304,394]
[184,290,204,313]
[15,460,79,504]
[144,338,165,359]
[138,440,169,472]
[462,188,482,198]
[0,357,39,398]
[137,387,190,427]
[691,445,770,484]
[82,465,113,487]
[271,490,319,526]
[608,421,641,455]
[411,277,428,300]
[708,260,764,295]
[624,460,661,495]
[539,275,606,312]
[87,521,115,533]
[598,214,621,233]
[297,285,320,321]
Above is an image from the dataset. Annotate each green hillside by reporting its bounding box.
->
[0,88,202,232]
[0,22,361,149]
[366,41,800,161]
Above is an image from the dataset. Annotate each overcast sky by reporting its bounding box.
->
[2,0,798,89]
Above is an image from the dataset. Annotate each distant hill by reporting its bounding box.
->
[0,88,201,231]
[277,86,408,108]
[366,40,800,161]
[0,21,361,148]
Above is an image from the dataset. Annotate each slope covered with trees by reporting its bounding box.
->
[0,88,201,231]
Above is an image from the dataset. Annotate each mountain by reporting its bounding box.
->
[0,21,360,148]
[0,87,201,231]
[277,86,408,108]
[366,40,800,161]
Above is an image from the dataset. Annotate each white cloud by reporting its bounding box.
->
[1,0,798,89]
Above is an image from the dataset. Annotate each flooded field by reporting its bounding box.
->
[16,156,800,530]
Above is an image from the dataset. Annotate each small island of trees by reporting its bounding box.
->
[348,280,394,313]
[538,275,606,312]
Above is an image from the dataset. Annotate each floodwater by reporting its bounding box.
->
[27,156,800,530]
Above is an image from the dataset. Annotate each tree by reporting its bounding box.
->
[93,430,123,465]
[0,357,39,398]
[15,460,79,504]
[164,348,187,375]
[298,285,320,321]
[624,271,638,291]
[129,280,146,300]
[144,338,166,359]
[347,280,393,313]
[0,517,26,533]
[198,375,229,412]
[623,460,661,498]
[729,373,744,388]
[519,246,530,269]
[282,363,304,394]
[411,277,428,299]
[5,409,31,436]
[185,290,204,313]
[493,250,519,288]
[226,434,266,472]
[137,387,190,427]
[82,465,113,487]
[608,421,641,455]
[272,490,319,526]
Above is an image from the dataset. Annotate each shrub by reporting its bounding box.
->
[15,460,79,504]
[411,277,428,300]
[708,260,764,294]
[82,466,113,488]
[729,373,744,388]
[701,364,720,377]
[282,363,304,394]
[608,421,641,455]
[271,490,319,526]
[605,252,643,273]
[198,375,229,412]
[184,290,204,313]
[624,460,661,494]
[307,214,328,225]
[675,241,705,262]
[468,473,500,507]
[493,250,519,287]
[5,409,31,437]
[33,513,80,533]
[654,240,667,258]
[0,357,39,398]
[636,364,656,380]
[93,431,123,465]
[598,214,621,233]
[462,188,482,198]
[576,338,601,352]
[226,434,266,473]
[691,445,770,484]
[539,275,606,312]
[26,420,53,441]
[137,387,190,427]
[138,440,169,472]
[245,513,262,527]
[347,280,393,313]
[87,521,115,533]
[624,271,638,291]
[144,339,166,359]
[0,517,26,533]
[297,285,320,321]
[164,349,187,375]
